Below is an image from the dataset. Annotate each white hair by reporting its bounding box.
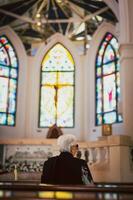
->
[57,134,77,152]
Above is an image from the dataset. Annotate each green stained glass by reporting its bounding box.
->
[7,114,15,125]
[96,67,102,77]
[0,35,18,126]
[95,33,122,125]
[39,43,75,127]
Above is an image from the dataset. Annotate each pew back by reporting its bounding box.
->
[0,182,133,200]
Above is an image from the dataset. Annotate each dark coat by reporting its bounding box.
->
[41,152,93,185]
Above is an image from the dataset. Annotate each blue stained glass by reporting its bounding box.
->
[10,68,18,78]
[8,96,15,113]
[116,52,119,60]
[96,55,102,66]
[11,57,18,68]
[103,112,117,124]
[116,60,120,71]
[96,99,102,113]
[95,33,122,125]
[0,35,18,126]
[0,47,9,65]
[96,114,102,125]
[103,62,115,75]
[0,113,6,124]
[118,114,123,122]
[96,78,102,99]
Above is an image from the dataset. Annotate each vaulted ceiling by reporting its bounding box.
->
[0,0,119,53]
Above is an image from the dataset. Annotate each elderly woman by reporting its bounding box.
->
[41,134,93,185]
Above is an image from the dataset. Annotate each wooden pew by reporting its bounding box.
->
[0,182,133,200]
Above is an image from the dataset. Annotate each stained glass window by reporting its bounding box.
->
[95,32,122,125]
[0,35,18,126]
[39,43,75,128]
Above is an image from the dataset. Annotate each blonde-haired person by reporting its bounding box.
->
[41,134,93,185]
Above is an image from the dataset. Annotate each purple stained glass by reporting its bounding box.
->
[96,33,122,125]
[0,35,18,126]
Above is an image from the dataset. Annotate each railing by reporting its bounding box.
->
[0,136,133,183]
[0,182,133,200]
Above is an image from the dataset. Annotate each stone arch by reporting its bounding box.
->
[84,22,123,140]
[31,33,82,139]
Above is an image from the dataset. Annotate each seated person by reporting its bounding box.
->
[41,134,93,185]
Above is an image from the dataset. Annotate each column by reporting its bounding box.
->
[119,0,133,137]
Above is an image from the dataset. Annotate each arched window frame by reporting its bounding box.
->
[95,32,122,125]
[0,35,19,126]
[38,42,75,128]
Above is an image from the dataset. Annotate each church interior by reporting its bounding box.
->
[0,0,133,199]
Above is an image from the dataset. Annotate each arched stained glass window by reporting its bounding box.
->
[95,32,122,125]
[0,35,18,126]
[39,43,75,128]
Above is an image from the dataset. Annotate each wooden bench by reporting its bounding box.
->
[0,182,133,200]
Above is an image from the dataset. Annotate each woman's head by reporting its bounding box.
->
[57,134,78,156]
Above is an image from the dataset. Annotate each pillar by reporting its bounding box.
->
[119,0,133,137]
